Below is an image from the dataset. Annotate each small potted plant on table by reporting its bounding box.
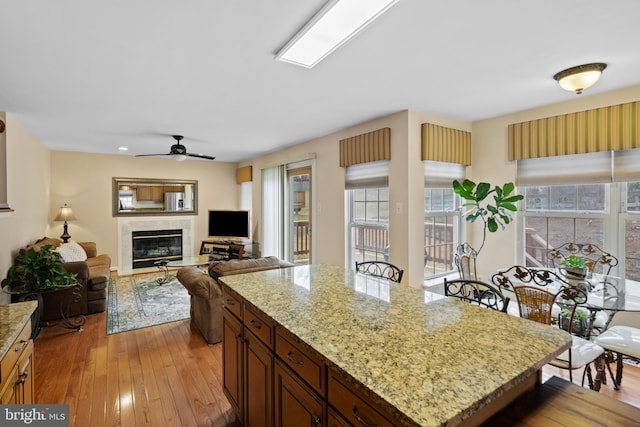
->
[559,255,588,280]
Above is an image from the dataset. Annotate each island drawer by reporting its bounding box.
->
[328,370,395,427]
[222,287,243,319]
[1,320,31,386]
[244,304,274,349]
[275,327,326,396]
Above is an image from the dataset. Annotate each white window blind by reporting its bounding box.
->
[516,151,612,186]
[517,149,640,186]
[423,160,465,188]
[345,160,389,189]
[261,165,284,257]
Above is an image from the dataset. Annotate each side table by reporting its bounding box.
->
[3,282,87,339]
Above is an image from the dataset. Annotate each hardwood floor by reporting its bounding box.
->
[34,312,240,427]
[34,311,640,426]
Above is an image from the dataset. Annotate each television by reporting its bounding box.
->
[208,210,250,241]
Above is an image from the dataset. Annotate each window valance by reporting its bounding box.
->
[339,127,390,167]
[508,100,640,161]
[421,123,471,165]
[236,165,252,183]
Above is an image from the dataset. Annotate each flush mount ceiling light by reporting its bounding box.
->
[553,63,607,94]
[275,0,400,68]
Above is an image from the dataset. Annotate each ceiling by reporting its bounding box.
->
[2,0,640,163]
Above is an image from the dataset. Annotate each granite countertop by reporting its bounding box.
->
[0,301,37,360]
[220,264,572,427]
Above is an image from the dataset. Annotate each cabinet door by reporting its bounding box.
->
[245,330,273,427]
[136,186,151,201]
[16,340,34,404]
[223,310,244,423]
[150,186,164,201]
[274,360,325,427]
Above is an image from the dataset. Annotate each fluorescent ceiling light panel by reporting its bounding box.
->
[276,0,400,68]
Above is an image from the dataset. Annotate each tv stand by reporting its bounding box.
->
[200,240,253,260]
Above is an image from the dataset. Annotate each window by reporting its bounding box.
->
[424,188,459,277]
[522,182,640,281]
[346,161,389,265]
[349,187,389,262]
[423,160,464,279]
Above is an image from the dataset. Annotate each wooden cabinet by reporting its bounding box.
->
[222,288,275,427]
[0,320,34,404]
[274,360,325,427]
[222,310,243,421]
[135,186,164,201]
[222,285,395,427]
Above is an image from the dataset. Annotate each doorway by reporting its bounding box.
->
[287,166,312,264]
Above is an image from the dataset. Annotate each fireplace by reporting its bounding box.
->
[132,229,183,269]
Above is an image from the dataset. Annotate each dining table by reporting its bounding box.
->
[494,267,640,337]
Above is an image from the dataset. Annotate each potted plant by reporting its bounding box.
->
[559,307,590,337]
[1,245,77,293]
[452,179,523,254]
[559,255,588,279]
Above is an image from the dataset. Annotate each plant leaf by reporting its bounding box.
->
[487,217,498,232]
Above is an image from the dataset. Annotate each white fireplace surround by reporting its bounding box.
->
[117,216,195,275]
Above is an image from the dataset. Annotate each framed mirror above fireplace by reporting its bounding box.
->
[113,177,198,217]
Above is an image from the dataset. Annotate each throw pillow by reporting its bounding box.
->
[56,240,88,262]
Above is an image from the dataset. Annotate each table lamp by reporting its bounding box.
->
[54,204,77,243]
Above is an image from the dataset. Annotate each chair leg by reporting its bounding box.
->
[615,352,624,387]
[603,350,621,390]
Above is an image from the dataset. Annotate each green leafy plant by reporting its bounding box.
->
[452,179,524,254]
[560,255,586,269]
[1,245,77,292]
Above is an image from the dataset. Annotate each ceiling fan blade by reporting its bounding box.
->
[186,153,216,160]
[135,153,170,157]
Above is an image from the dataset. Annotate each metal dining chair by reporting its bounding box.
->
[355,261,404,283]
[593,311,640,390]
[491,267,605,389]
[454,243,478,280]
[443,278,510,312]
[547,242,619,276]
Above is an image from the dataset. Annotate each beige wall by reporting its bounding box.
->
[49,151,239,272]
[471,84,640,280]
[0,113,52,303]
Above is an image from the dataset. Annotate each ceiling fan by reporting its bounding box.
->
[136,135,216,161]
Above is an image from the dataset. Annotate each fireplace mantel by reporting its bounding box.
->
[117,216,195,275]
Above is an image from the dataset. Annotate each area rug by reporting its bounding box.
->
[107,271,191,335]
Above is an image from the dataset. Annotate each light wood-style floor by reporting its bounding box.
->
[34,310,640,427]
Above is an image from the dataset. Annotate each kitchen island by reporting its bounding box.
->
[220,264,571,426]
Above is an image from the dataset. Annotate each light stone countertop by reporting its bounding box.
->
[220,264,572,426]
[0,301,37,360]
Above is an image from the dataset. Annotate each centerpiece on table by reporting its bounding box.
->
[559,255,588,280]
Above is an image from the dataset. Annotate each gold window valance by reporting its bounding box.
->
[339,127,390,167]
[236,165,252,183]
[421,123,471,165]
[508,101,640,161]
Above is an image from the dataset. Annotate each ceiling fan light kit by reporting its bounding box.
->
[553,62,607,94]
[136,135,216,161]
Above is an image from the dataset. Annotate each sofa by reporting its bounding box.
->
[19,237,111,321]
[177,256,293,344]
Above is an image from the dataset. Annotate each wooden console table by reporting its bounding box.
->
[199,240,254,260]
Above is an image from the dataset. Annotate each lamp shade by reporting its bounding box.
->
[553,63,607,94]
[54,204,76,222]
[171,153,187,162]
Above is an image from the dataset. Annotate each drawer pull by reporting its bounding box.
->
[286,351,304,365]
[14,340,27,352]
[249,320,262,329]
[16,370,29,385]
[312,415,321,426]
[225,299,236,305]
[352,406,379,427]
